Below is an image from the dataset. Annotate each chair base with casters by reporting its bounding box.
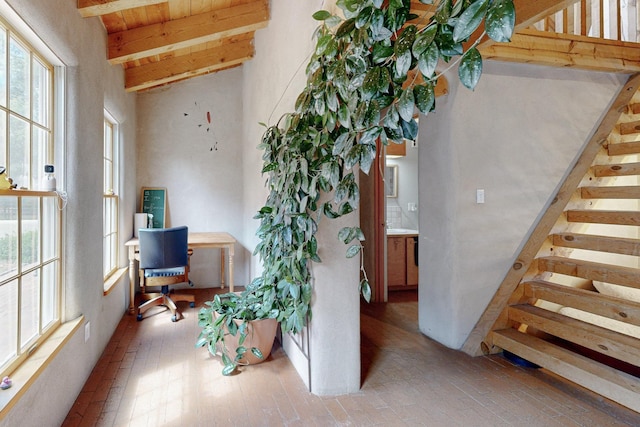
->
[136,284,195,322]
[137,226,195,322]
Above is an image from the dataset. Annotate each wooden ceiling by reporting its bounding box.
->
[77,0,270,92]
[78,0,640,93]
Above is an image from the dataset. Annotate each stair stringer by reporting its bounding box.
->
[462,73,640,357]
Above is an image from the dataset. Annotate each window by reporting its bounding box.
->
[103,115,119,280]
[0,15,61,377]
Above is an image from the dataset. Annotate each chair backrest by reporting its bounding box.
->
[139,226,188,270]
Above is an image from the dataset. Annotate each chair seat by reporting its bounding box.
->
[144,267,186,278]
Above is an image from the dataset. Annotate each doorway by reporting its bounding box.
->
[359,136,420,304]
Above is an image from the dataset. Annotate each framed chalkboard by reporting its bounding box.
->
[140,187,166,228]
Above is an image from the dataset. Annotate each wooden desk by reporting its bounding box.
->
[125,231,236,314]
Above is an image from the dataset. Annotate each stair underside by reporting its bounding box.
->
[492,328,640,413]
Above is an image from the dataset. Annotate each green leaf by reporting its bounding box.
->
[486,0,515,43]
[315,34,333,56]
[397,89,415,122]
[356,6,373,28]
[312,10,332,21]
[251,347,264,359]
[372,43,394,64]
[332,132,353,156]
[346,244,361,258]
[338,104,351,128]
[412,24,437,57]
[383,104,399,130]
[363,101,381,128]
[338,227,352,243]
[458,47,483,90]
[359,142,376,174]
[336,18,356,38]
[400,117,419,140]
[395,50,412,79]
[362,67,380,100]
[433,0,452,24]
[453,0,488,42]
[436,26,463,57]
[323,202,339,219]
[414,84,435,114]
[221,363,236,376]
[394,25,417,56]
[417,42,439,78]
[360,278,372,302]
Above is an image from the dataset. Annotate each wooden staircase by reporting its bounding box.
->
[465,75,640,413]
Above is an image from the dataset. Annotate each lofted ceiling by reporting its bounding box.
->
[77,0,270,92]
[78,0,640,93]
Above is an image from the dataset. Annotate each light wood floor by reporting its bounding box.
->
[62,288,640,426]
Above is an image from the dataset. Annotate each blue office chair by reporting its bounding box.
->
[137,226,195,322]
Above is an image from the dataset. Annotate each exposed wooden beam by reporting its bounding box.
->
[125,39,254,92]
[77,0,167,18]
[480,30,640,73]
[109,0,268,64]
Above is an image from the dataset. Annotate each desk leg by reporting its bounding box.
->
[228,244,234,293]
[220,249,225,289]
[127,247,136,314]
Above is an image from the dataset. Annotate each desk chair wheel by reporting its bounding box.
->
[137,313,143,321]
[171,314,178,322]
[190,302,195,308]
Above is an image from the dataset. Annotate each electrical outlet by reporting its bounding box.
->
[411,140,418,148]
[85,322,90,343]
[476,189,485,204]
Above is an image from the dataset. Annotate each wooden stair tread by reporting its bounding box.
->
[537,256,640,288]
[618,120,640,135]
[581,186,640,199]
[592,162,640,177]
[552,232,640,256]
[608,141,640,156]
[524,280,640,327]
[628,103,640,115]
[508,304,640,366]
[565,209,640,226]
[492,328,640,413]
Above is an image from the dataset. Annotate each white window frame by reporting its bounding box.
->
[0,7,63,379]
[103,112,119,282]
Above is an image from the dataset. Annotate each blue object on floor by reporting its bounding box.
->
[503,350,540,369]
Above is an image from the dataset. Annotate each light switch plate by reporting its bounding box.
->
[85,322,90,343]
[476,189,485,204]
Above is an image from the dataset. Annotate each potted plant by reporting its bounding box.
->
[196,278,279,375]
[197,0,515,375]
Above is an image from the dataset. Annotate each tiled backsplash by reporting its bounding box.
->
[386,206,402,229]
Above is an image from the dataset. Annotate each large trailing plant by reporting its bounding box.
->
[198,0,515,374]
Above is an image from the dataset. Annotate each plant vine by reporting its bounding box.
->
[249,0,515,334]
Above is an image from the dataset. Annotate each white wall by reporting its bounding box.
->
[243,0,361,394]
[2,0,137,425]
[136,70,249,288]
[418,61,626,349]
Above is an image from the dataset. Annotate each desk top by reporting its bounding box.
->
[125,231,236,247]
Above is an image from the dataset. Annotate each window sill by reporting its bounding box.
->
[103,267,128,296]
[0,316,84,421]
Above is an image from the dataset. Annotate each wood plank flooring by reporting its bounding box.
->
[61,288,640,426]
